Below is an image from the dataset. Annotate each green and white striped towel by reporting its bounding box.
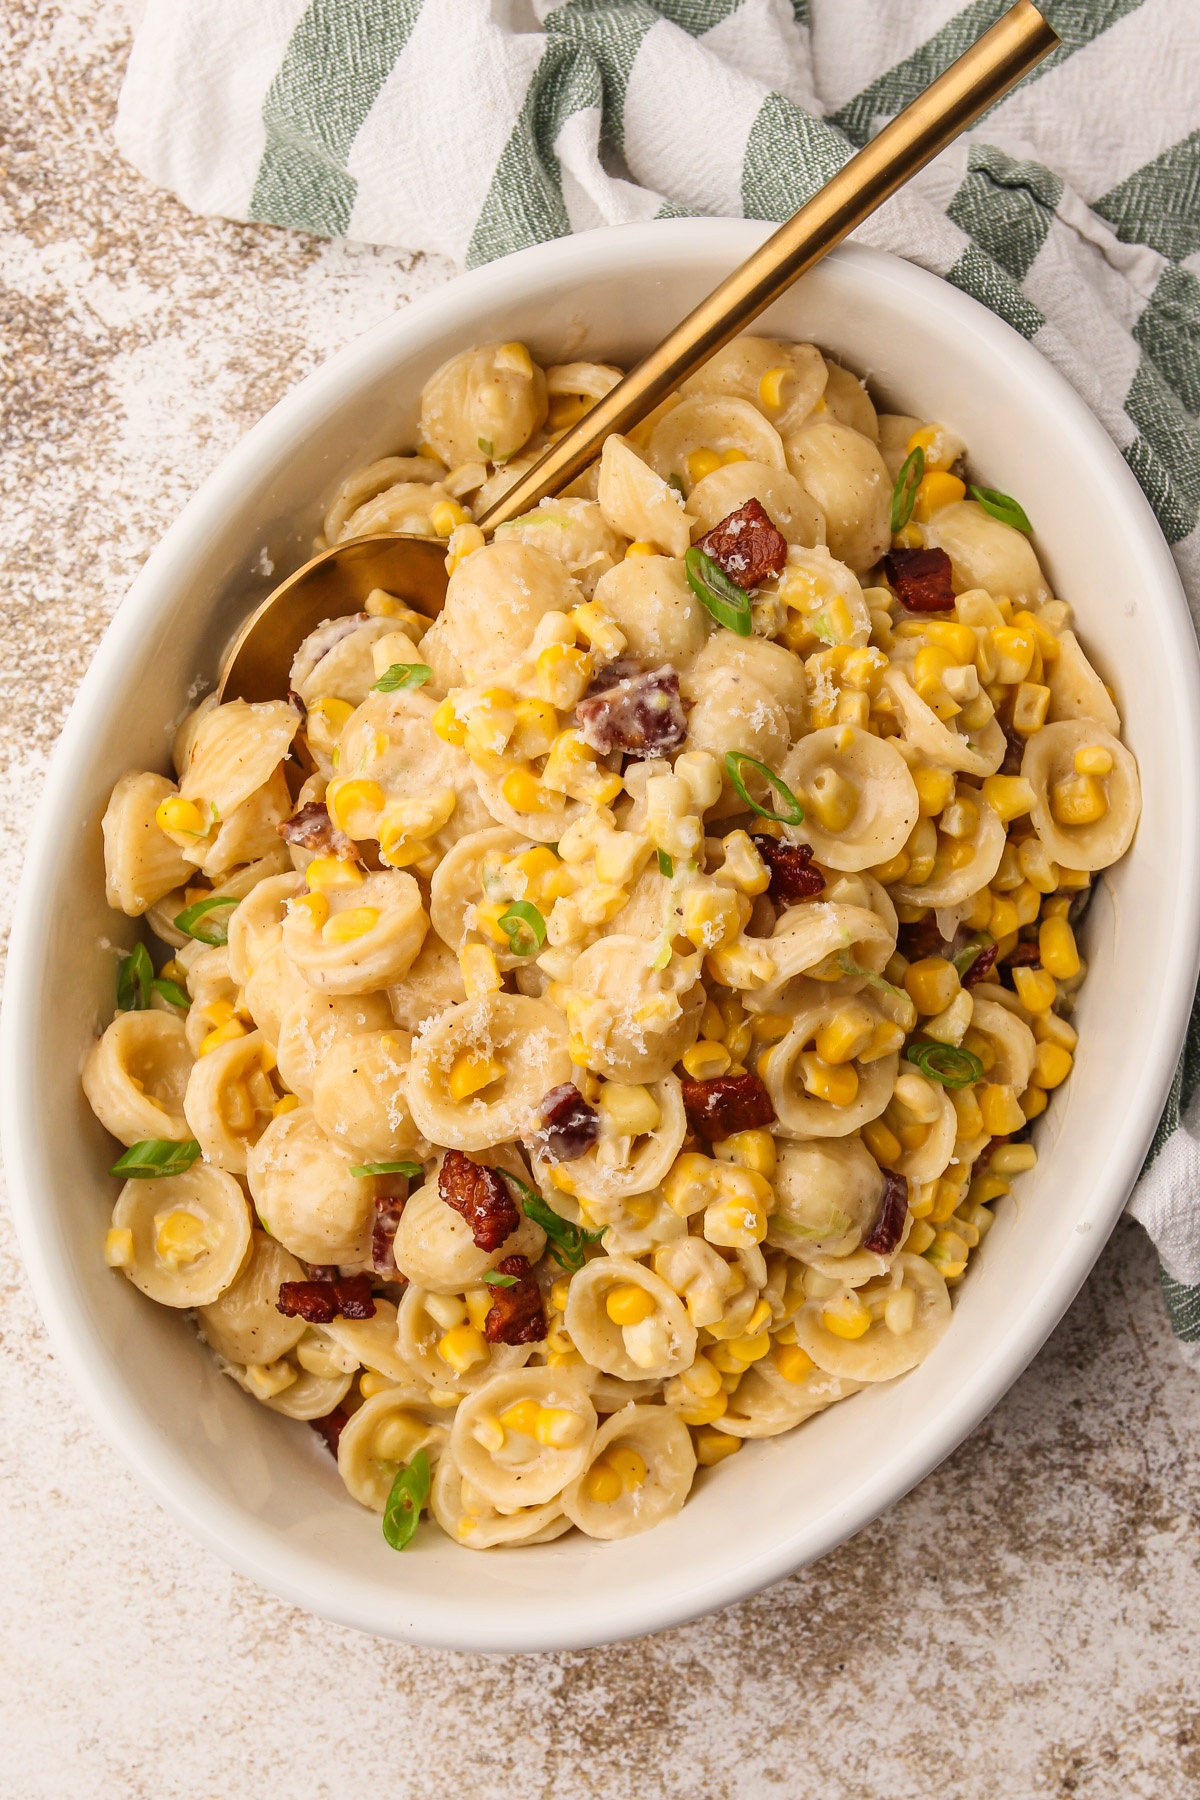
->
[116,0,1200,1353]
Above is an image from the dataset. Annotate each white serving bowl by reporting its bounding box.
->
[4,221,1199,1652]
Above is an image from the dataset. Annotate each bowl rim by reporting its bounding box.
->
[5,218,1200,1651]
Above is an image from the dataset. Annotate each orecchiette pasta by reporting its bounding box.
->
[85,328,1138,1554]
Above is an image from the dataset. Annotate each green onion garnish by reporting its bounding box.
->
[498,900,546,957]
[904,1042,984,1088]
[110,1138,202,1179]
[952,935,994,980]
[657,850,673,878]
[349,1160,425,1179]
[372,662,432,693]
[724,750,804,824]
[174,894,239,946]
[970,484,1032,533]
[477,436,494,458]
[483,1270,518,1287]
[684,547,753,637]
[382,1449,431,1552]
[836,951,906,1002]
[116,942,153,1012]
[152,976,191,1010]
[501,1171,603,1273]
[890,447,924,533]
[668,472,686,498]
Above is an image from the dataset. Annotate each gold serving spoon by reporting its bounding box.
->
[219,0,1058,704]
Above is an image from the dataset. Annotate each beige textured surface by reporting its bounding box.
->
[3,5,1200,1796]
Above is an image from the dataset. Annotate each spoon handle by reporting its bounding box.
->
[477,0,1057,532]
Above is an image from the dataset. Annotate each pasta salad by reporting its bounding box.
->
[87,334,1140,1551]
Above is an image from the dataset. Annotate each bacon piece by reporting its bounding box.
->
[884,547,955,612]
[530,1083,601,1164]
[695,498,787,590]
[276,1273,376,1323]
[310,1407,349,1458]
[277,800,358,861]
[682,1071,776,1141]
[576,667,687,760]
[371,1196,406,1277]
[961,944,998,989]
[438,1149,520,1252]
[750,835,825,904]
[584,655,644,697]
[863,1171,908,1256]
[483,1254,547,1346]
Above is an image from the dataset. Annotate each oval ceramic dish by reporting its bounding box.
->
[4,221,1199,1652]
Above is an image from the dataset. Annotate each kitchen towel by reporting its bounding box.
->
[115,0,1200,1354]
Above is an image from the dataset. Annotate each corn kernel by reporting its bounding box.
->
[459,943,502,999]
[703,1192,768,1249]
[821,1292,871,1340]
[799,1052,859,1107]
[155,795,207,837]
[860,1020,908,1063]
[804,766,858,834]
[687,446,723,485]
[584,1461,623,1504]
[624,540,656,558]
[1075,744,1114,776]
[904,956,960,1017]
[682,1041,732,1081]
[306,696,355,753]
[1018,836,1058,893]
[533,1406,585,1449]
[758,367,790,410]
[1012,965,1056,1012]
[912,469,967,522]
[906,423,957,472]
[724,1330,771,1365]
[979,1083,1025,1136]
[322,906,378,943]
[980,775,1036,824]
[570,602,627,658]
[154,1209,209,1268]
[862,1118,902,1167]
[925,1230,968,1278]
[499,1398,542,1437]
[719,829,770,896]
[813,1003,875,1065]
[1022,1084,1049,1120]
[605,1284,657,1326]
[989,892,1020,940]
[597,1082,661,1136]
[990,1143,1038,1175]
[550,1278,572,1314]
[199,1017,247,1056]
[706,940,777,990]
[535,642,593,709]
[326,778,385,837]
[105,1226,134,1268]
[306,856,364,893]
[990,626,1036,685]
[675,1390,729,1427]
[907,1219,936,1255]
[693,1427,742,1466]
[447,1052,506,1102]
[510,697,559,761]
[1035,1040,1073,1089]
[1039,914,1080,979]
[432,696,467,744]
[1051,773,1108,826]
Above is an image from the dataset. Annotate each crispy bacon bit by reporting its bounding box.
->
[576,667,687,760]
[288,689,308,727]
[276,1273,376,1323]
[277,800,358,861]
[371,1196,406,1277]
[961,944,998,989]
[483,1255,547,1345]
[585,655,644,696]
[898,915,949,964]
[682,1071,776,1141]
[696,498,788,590]
[1000,721,1024,776]
[884,547,955,612]
[310,1407,349,1457]
[438,1149,520,1252]
[863,1171,909,1256]
[530,1083,601,1165]
[751,835,825,905]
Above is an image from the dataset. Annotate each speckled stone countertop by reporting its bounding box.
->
[3,6,1200,1796]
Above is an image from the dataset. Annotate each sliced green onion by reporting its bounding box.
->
[890,446,925,533]
[836,951,905,1001]
[483,1270,518,1287]
[905,1041,985,1088]
[382,1449,431,1552]
[724,750,804,825]
[952,934,994,980]
[970,485,1032,534]
[116,942,153,1012]
[684,547,753,637]
[657,850,673,878]
[477,436,494,458]
[498,900,546,957]
[151,976,191,1010]
[501,1171,603,1273]
[349,1160,425,1179]
[668,472,686,498]
[373,662,432,694]
[110,1138,202,1179]
[174,894,239,946]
